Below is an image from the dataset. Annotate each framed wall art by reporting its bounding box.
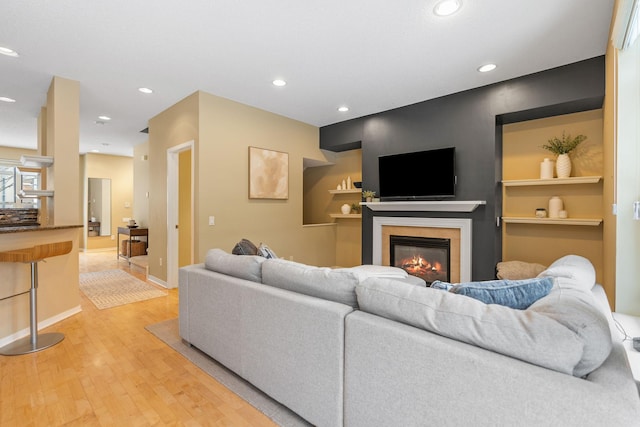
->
[248,146,289,199]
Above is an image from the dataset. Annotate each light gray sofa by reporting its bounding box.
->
[179,250,640,427]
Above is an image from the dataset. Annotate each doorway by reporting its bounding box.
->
[167,141,194,288]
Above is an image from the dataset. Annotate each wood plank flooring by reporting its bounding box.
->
[0,250,277,427]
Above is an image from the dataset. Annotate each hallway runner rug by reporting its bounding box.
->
[79,269,167,309]
[145,318,310,427]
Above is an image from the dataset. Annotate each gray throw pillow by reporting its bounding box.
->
[231,238,258,255]
[433,277,554,310]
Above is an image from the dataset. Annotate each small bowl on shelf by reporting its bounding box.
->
[353,181,362,188]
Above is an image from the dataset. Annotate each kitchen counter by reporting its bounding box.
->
[0,224,83,234]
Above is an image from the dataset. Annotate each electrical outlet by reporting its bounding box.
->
[111,235,115,240]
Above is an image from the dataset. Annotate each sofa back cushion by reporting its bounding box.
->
[204,248,265,283]
[262,259,360,308]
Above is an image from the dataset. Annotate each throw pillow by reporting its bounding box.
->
[433,277,554,310]
[496,260,547,280]
[231,238,258,255]
[257,243,278,259]
[536,254,595,293]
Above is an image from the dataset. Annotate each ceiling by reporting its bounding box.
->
[0,1,614,157]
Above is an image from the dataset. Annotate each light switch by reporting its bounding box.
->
[209,216,215,226]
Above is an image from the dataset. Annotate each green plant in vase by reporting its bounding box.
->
[362,190,376,202]
[541,132,587,178]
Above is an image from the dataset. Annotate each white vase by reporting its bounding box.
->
[556,154,572,178]
[549,196,563,218]
[341,203,351,215]
[540,158,554,179]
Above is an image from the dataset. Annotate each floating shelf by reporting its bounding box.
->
[502,176,602,187]
[328,189,362,194]
[20,155,53,168]
[18,189,54,198]
[502,217,602,226]
[329,213,362,219]
[362,200,486,212]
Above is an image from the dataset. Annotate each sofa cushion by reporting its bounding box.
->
[204,248,265,283]
[262,259,360,308]
[356,277,587,376]
[432,277,554,310]
[537,254,595,293]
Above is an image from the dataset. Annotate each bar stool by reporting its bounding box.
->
[0,241,73,355]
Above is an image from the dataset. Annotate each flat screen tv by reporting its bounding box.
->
[378,147,456,201]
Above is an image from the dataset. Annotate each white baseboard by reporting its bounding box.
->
[148,275,171,289]
[0,305,82,348]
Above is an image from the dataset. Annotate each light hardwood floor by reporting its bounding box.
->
[0,250,276,427]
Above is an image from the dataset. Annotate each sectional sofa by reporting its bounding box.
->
[178,250,640,426]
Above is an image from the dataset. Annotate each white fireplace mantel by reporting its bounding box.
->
[362,200,486,212]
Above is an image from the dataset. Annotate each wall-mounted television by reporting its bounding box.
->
[378,147,456,201]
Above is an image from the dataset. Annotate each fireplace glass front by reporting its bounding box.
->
[390,235,450,284]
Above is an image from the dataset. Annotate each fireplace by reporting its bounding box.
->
[390,235,450,284]
[373,217,472,283]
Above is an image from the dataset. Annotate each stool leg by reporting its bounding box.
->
[0,261,65,356]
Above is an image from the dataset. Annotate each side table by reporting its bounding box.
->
[117,227,148,264]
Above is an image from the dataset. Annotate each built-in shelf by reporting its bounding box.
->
[502,176,602,187]
[20,155,53,168]
[362,200,486,212]
[18,189,54,198]
[328,189,362,194]
[502,217,602,226]
[329,213,362,219]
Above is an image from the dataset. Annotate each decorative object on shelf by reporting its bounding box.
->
[548,196,564,218]
[540,158,555,179]
[351,203,361,214]
[535,208,547,218]
[341,203,351,215]
[559,210,568,219]
[353,181,362,188]
[347,176,352,189]
[341,179,347,190]
[362,190,376,202]
[542,132,587,178]
[248,146,289,199]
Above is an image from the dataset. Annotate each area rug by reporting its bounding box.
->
[79,269,167,309]
[145,318,310,427]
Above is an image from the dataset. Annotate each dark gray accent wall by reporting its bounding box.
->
[320,56,605,280]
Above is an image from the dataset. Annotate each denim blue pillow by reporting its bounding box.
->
[434,277,554,310]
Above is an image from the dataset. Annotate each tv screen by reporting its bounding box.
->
[378,147,456,201]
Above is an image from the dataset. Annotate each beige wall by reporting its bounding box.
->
[147,91,337,285]
[502,110,605,283]
[0,146,37,160]
[133,141,150,228]
[45,76,80,226]
[82,154,134,250]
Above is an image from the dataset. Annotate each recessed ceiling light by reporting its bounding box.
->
[272,79,287,87]
[91,149,100,153]
[478,63,497,73]
[0,96,16,103]
[338,106,349,112]
[98,115,111,121]
[433,0,462,16]
[95,120,105,125]
[138,87,153,94]
[0,47,19,57]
